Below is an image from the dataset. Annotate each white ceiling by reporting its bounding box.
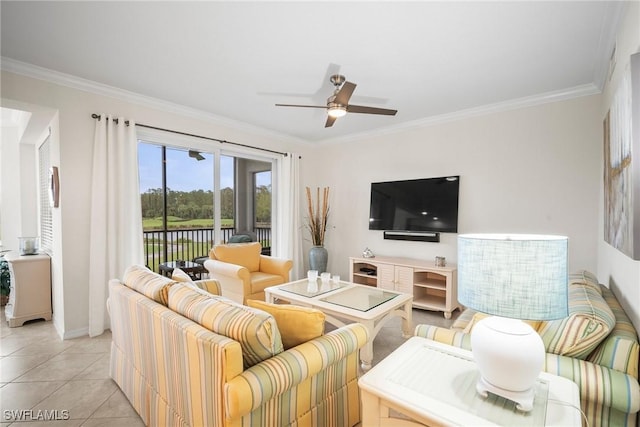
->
[0,1,623,143]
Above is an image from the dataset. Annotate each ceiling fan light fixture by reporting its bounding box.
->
[328,105,347,118]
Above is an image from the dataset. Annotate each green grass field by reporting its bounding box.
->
[143,217,234,230]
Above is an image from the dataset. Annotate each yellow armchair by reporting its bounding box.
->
[203,242,293,304]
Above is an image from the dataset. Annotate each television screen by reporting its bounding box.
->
[369,176,460,233]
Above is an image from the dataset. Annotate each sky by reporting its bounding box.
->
[138,143,270,193]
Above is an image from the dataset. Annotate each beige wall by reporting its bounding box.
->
[597,1,640,332]
[306,95,601,281]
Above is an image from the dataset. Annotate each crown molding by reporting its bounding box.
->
[319,83,601,145]
[2,57,602,147]
[1,57,307,145]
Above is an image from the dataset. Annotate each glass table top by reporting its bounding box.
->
[279,279,346,298]
[321,286,398,312]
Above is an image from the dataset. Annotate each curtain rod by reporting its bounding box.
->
[90,113,288,157]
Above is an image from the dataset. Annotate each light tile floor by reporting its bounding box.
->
[0,306,458,426]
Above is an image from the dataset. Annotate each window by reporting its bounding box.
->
[254,170,272,252]
[138,138,274,273]
[38,136,52,253]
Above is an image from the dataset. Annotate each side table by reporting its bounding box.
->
[159,260,206,280]
[4,252,52,327]
[358,337,582,426]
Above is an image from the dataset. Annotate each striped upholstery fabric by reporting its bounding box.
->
[109,279,241,426]
[168,282,283,369]
[452,307,476,330]
[455,281,616,360]
[414,324,472,350]
[226,324,368,425]
[538,282,615,359]
[414,274,640,427]
[587,286,639,378]
[108,277,367,427]
[542,352,640,427]
[123,264,175,305]
[191,279,222,296]
[170,267,222,296]
[569,270,602,295]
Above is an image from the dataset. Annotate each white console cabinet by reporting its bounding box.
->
[4,252,52,327]
[349,256,460,319]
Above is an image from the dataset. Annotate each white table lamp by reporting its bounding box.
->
[458,234,568,412]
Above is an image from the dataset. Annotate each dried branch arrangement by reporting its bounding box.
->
[305,186,330,246]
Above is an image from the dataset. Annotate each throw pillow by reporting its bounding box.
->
[537,281,615,359]
[171,267,221,295]
[171,268,192,282]
[568,270,602,295]
[246,299,325,349]
[123,265,175,305]
[168,283,283,368]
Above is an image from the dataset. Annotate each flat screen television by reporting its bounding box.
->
[369,176,460,233]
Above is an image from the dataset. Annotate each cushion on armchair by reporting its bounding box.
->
[211,242,261,272]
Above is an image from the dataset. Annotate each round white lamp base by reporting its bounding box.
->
[470,316,545,412]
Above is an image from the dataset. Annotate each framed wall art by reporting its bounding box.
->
[603,53,640,260]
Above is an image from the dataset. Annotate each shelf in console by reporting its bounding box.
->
[413,270,447,290]
[414,281,446,291]
[413,294,446,311]
[353,272,378,279]
[349,255,459,318]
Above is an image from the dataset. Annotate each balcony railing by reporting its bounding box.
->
[143,226,271,273]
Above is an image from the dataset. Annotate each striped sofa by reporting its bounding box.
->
[108,266,368,426]
[415,271,640,427]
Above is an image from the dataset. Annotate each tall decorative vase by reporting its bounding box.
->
[309,246,328,273]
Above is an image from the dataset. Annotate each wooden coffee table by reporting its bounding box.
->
[265,279,413,370]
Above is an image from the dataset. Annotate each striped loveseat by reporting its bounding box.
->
[108,265,368,426]
[415,271,640,427]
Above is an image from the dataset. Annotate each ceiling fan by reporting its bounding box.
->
[275,74,397,128]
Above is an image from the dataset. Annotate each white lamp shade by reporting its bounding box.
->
[458,234,568,320]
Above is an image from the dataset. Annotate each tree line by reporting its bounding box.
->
[141,187,272,223]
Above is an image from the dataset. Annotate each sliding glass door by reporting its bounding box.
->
[138,138,273,273]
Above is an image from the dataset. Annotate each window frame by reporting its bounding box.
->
[136,128,277,248]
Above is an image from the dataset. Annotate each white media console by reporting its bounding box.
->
[349,255,460,319]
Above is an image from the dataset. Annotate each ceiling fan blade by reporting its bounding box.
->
[334,81,356,105]
[325,115,337,128]
[188,150,205,161]
[347,105,397,116]
[275,104,327,109]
